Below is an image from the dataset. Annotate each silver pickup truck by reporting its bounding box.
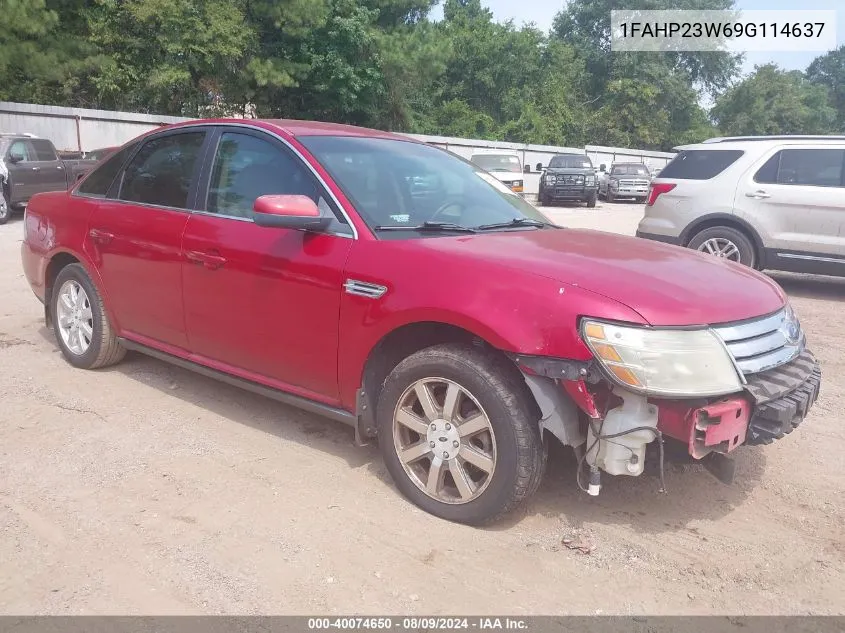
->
[597,162,653,203]
[1,134,98,224]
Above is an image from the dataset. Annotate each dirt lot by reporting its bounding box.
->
[1,201,843,615]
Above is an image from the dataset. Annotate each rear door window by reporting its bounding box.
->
[31,139,58,161]
[659,150,744,180]
[118,132,206,209]
[754,149,845,187]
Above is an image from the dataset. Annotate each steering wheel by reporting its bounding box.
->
[428,196,465,223]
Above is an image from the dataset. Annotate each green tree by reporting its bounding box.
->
[375,21,450,131]
[84,0,327,116]
[500,41,592,145]
[260,0,386,125]
[552,0,741,97]
[0,0,95,105]
[712,64,837,136]
[806,45,845,132]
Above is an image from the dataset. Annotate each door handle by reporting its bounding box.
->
[31,167,40,171]
[57,165,64,170]
[745,190,771,199]
[88,228,114,245]
[186,250,227,270]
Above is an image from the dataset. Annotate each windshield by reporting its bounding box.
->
[470,154,522,173]
[300,136,549,235]
[611,164,650,176]
[549,155,592,169]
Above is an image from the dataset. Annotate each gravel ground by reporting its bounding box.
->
[0,201,843,615]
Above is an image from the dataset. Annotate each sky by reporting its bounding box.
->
[429,0,844,76]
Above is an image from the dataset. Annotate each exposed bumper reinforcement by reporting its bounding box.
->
[744,349,821,445]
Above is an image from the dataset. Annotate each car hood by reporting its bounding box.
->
[421,228,785,326]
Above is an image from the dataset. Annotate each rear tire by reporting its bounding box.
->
[687,226,757,268]
[51,263,126,369]
[376,344,544,525]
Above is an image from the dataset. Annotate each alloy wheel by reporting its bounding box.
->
[698,237,741,261]
[392,377,497,505]
[56,279,94,355]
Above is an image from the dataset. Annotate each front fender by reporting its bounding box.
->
[337,243,646,409]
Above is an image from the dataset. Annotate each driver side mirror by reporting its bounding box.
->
[253,195,332,231]
[523,164,531,174]
[599,164,606,172]
[535,163,543,172]
[8,151,25,164]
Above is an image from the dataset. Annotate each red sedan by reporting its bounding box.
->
[20,119,820,524]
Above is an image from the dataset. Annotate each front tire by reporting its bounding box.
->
[687,226,756,268]
[377,344,544,525]
[606,190,615,203]
[51,263,126,369]
[586,192,597,208]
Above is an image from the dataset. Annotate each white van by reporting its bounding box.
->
[469,150,524,194]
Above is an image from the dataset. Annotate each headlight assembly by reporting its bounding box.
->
[581,319,742,397]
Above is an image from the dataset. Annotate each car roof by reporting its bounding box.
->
[164,118,416,142]
[675,136,845,151]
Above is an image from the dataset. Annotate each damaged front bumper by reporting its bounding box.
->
[516,348,821,494]
[654,349,821,459]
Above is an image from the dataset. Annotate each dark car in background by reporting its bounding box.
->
[1,133,98,224]
[537,153,598,207]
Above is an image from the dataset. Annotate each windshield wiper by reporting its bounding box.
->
[474,218,553,231]
[374,221,477,233]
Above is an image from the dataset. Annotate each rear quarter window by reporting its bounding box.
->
[659,150,744,180]
[76,143,138,198]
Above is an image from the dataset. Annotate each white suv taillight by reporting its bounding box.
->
[646,182,676,207]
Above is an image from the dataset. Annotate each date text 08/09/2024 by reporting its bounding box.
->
[307,618,529,630]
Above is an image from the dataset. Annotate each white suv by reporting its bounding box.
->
[636,136,845,276]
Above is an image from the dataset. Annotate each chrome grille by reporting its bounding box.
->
[619,178,650,187]
[711,308,804,375]
[555,175,584,185]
